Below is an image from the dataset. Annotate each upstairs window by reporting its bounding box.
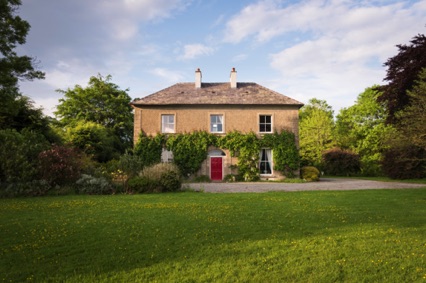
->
[161,114,175,133]
[210,115,224,133]
[259,149,272,175]
[259,115,272,133]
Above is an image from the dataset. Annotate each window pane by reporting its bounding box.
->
[265,124,271,132]
[210,115,223,133]
[259,115,272,133]
[260,149,272,174]
[162,115,175,133]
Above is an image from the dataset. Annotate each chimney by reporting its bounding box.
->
[230,67,237,88]
[195,68,202,88]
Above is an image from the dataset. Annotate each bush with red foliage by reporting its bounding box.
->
[322,148,360,176]
[38,145,82,185]
[381,144,426,179]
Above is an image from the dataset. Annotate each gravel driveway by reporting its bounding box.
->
[187,178,426,193]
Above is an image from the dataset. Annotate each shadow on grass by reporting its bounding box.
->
[1,189,426,281]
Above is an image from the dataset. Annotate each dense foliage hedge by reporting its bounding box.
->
[322,148,360,176]
[382,144,426,179]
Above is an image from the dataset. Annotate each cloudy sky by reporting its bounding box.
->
[18,0,426,117]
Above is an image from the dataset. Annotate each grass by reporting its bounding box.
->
[323,175,426,184]
[1,189,426,282]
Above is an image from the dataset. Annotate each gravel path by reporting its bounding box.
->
[187,178,426,193]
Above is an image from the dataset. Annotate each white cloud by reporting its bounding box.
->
[150,68,185,83]
[224,0,426,111]
[179,44,215,60]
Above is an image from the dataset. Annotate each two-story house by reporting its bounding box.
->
[131,68,303,181]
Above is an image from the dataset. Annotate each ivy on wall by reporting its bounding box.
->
[134,130,299,180]
[166,131,216,177]
[133,133,165,167]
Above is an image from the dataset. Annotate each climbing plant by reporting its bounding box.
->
[166,131,216,177]
[134,132,165,167]
[261,131,300,177]
[134,129,299,180]
[219,131,260,181]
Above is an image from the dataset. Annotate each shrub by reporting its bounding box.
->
[301,166,320,181]
[381,144,426,179]
[128,163,181,193]
[38,145,83,186]
[0,180,52,197]
[76,174,114,195]
[322,148,361,176]
[0,129,50,183]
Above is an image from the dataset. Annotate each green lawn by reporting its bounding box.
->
[1,189,426,282]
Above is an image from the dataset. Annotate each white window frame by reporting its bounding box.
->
[259,114,273,133]
[161,114,175,133]
[259,148,273,175]
[210,114,224,133]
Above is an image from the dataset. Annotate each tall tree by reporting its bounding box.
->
[0,0,44,106]
[335,87,393,175]
[55,74,133,155]
[377,34,426,123]
[396,68,426,150]
[299,98,335,168]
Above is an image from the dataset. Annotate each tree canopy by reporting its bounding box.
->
[299,98,335,168]
[335,87,393,175]
[0,0,44,98]
[377,34,426,123]
[0,0,53,142]
[396,68,426,150]
[55,74,134,154]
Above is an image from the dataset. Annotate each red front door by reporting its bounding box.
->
[210,157,223,181]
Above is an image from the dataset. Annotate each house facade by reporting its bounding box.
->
[131,68,303,181]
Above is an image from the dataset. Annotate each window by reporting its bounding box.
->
[210,115,224,133]
[161,148,174,163]
[259,149,272,175]
[161,114,175,133]
[259,115,272,133]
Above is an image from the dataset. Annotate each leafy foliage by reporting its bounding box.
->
[0,180,51,197]
[0,0,44,96]
[134,133,165,167]
[166,131,215,177]
[299,99,335,168]
[135,130,300,181]
[128,163,181,193]
[395,68,426,150]
[322,148,360,176]
[62,121,117,162]
[262,131,300,177]
[377,34,426,123]
[220,131,260,181]
[55,74,133,153]
[300,166,320,182]
[335,87,394,176]
[0,129,49,183]
[38,145,82,186]
[76,174,114,195]
[381,143,426,179]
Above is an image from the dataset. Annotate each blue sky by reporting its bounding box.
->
[18,0,426,116]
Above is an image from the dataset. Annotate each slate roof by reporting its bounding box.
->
[131,82,303,107]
